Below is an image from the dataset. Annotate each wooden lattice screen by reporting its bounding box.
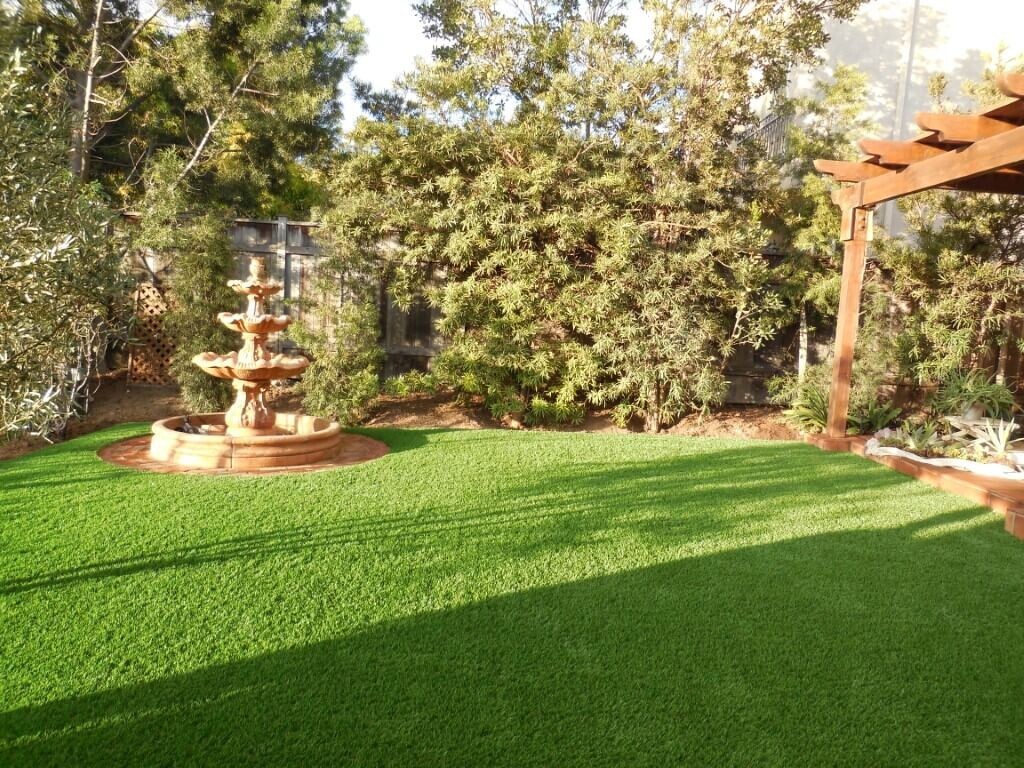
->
[128,282,175,386]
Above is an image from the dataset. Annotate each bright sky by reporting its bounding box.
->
[341,0,651,129]
[340,1,437,129]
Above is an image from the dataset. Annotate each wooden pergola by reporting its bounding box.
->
[813,72,1024,442]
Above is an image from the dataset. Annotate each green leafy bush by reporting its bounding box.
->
[770,363,899,435]
[524,397,585,427]
[785,384,831,433]
[289,299,382,426]
[160,209,238,413]
[382,371,441,397]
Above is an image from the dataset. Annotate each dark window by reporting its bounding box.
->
[405,298,433,347]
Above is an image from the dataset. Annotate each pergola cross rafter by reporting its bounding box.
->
[812,72,1024,440]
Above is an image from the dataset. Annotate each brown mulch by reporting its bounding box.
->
[367,392,799,441]
[1,383,799,463]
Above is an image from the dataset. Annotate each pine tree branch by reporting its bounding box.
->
[174,60,261,185]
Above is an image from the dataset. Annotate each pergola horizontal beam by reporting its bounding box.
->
[945,173,1024,196]
[813,159,892,182]
[856,140,1024,178]
[914,112,1018,143]
[835,123,1024,208]
[998,72,1024,98]
[858,139,946,166]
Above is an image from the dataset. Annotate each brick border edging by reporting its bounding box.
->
[806,434,1024,541]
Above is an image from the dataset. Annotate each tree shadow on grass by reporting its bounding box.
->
[1,442,919,597]
[2,509,1023,767]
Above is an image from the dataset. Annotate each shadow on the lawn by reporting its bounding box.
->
[2,508,1020,767]
[1,443,913,597]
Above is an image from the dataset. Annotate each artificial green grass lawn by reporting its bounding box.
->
[2,426,1023,766]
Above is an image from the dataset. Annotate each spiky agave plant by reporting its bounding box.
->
[896,420,943,455]
[969,419,1021,462]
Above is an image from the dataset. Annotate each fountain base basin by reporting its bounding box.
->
[150,412,343,470]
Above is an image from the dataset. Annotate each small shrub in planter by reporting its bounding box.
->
[770,364,900,435]
[783,384,830,433]
[931,370,1015,420]
[944,417,1024,467]
[847,399,901,435]
[895,419,945,455]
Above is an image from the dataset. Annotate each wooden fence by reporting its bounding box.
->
[127,282,175,386]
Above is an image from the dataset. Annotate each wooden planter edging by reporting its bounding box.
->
[806,434,1024,541]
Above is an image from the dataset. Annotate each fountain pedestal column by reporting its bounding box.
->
[225,380,274,436]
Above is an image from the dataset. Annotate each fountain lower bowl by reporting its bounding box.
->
[150,412,342,470]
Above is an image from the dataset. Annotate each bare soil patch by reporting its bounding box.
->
[666,406,799,441]
[364,393,501,430]
[367,392,798,441]
[0,380,184,462]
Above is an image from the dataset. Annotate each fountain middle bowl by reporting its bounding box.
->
[192,351,310,381]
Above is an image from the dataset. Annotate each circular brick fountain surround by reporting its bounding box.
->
[149,412,343,470]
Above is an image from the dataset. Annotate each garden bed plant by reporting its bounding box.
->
[865,371,1024,478]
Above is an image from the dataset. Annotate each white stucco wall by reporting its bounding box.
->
[812,0,1024,139]
[791,0,1024,233]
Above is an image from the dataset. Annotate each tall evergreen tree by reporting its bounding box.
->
[317,0,862,430]
[11,0,365,409]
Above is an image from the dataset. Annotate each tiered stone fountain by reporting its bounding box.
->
[149,255,343,469]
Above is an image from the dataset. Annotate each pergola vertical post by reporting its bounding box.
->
[826,206,873,438]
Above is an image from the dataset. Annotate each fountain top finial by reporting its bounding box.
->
[249,255,268,283]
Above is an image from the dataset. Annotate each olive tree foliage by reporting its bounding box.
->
[321,0,863,430]
[0,40,129,438]
[14,0,365,411]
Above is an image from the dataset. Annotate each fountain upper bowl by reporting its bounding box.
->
[217,312,291,334]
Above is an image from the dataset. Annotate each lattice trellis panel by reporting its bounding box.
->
[128,282,175,386]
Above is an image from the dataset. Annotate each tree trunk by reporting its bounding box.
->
[70,0,105,179]
[645,380,662,433]
[797,303,808,381]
